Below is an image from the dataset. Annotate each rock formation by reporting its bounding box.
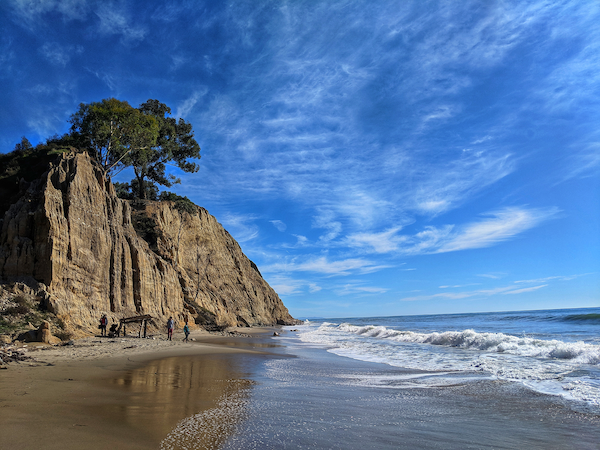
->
[0,152,298,335]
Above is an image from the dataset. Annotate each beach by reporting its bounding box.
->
[2,313,600,450]
[0,328,279,450]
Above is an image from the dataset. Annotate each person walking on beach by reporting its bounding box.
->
[167,316,174,341]
[183,321,190,342]
[99,314,108,336]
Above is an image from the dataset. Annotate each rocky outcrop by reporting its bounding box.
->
[0,152,298,334]
[17,320,62,344]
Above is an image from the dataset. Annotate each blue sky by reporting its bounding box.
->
[1,0,599,319]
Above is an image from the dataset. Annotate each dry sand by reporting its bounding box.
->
[0,328,281,450]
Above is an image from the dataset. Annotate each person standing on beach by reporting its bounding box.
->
[183,322,190,342]
[167,316,174,341]
[99,314,108,336]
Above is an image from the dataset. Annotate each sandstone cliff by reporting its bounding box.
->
[0,152,297,335]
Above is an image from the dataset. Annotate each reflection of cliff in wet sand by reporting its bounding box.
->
[105,355,254,449]
[0,330,273,450]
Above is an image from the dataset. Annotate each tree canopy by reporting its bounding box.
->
[69,98,201,199]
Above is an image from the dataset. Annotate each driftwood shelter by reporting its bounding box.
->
[110,314,154,338]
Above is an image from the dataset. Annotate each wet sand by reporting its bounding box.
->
[0,328,280,450]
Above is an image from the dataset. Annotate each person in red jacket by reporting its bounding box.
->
[99,314,108,336]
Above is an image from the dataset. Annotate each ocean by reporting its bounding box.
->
[294,307,600,411]
[162,308,600,449]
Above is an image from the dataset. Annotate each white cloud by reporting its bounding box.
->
[504,284,547,295]
[263,256,391,277]
[312,210,342,243]
[471,135,493,145]
[346,227,403,254]
[8,0,89,25]
[270,220,287,232]
[400,283,548,302]
[514,274,588,284]
[95,5,147,43]
[308,283,322,293]
[326,206,557,257]
[478,273,506,280]
[175,89,207,119]
[219,213,259,243]
[562,143,600,181]
[39,42,82,67]
[435,206,559,253]
[335,283,389,296]
[384,207,557,256]
[411,152,515,216]
[263,275,322,296]
[296,257,388,276]
[292,235,308,247]
[439,284,481,289]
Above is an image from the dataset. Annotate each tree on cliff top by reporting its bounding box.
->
[69,98,201,199]
[130,99,201,199]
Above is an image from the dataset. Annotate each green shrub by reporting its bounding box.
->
[3,304,30,316]
[159,191,197,215]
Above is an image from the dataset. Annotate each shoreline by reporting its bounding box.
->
[0,327,283,450]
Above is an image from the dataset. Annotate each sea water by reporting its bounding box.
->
[296,308,600,411]
[218,307,600,449]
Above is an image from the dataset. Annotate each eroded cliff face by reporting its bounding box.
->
[0,152,297,334]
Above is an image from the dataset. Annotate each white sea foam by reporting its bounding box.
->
[296,322,600,410]
[324,323,600,363]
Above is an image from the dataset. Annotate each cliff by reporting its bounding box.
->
[0,152,298,335]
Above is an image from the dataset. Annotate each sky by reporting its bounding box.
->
[1,0,599,319]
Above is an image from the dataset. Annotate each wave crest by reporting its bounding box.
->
[320,323,600,363]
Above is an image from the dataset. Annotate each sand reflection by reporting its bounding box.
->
[99,354,254,448]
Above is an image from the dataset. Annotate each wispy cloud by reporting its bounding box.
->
[439,284,481,289]
[434,206,560,253]
[335,283,389,296]
[477,273,507,280]
[219,213,259,243]
[514,274,589,284]
[345,206,558,256]
[308,283,322,293]
[400,283,548,302]
[346,227,403,254]
[262,256,391,277]
[269,220,287,232]
[95,5,147,44]
[312,210,342,243]
[39,42,82,67]
[504,284,548,295]
[7,0,89,27]
[193,0,534,228]
[175,89,207,119]
[264,275,322,296]
[561,142,600,182]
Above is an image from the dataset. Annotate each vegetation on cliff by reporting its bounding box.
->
[69,98,201,199]
[0,137,72,218]
[2,97,201,214]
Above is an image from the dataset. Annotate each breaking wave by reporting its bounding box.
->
[332,323,600,365]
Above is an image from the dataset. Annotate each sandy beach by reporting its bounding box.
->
[0,328,281,450]
[3,323,600,450]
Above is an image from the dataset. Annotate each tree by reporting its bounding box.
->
[126,99,201,199]
[69,98,201,200]
[14,137,33,153]
[69,98,143,172]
